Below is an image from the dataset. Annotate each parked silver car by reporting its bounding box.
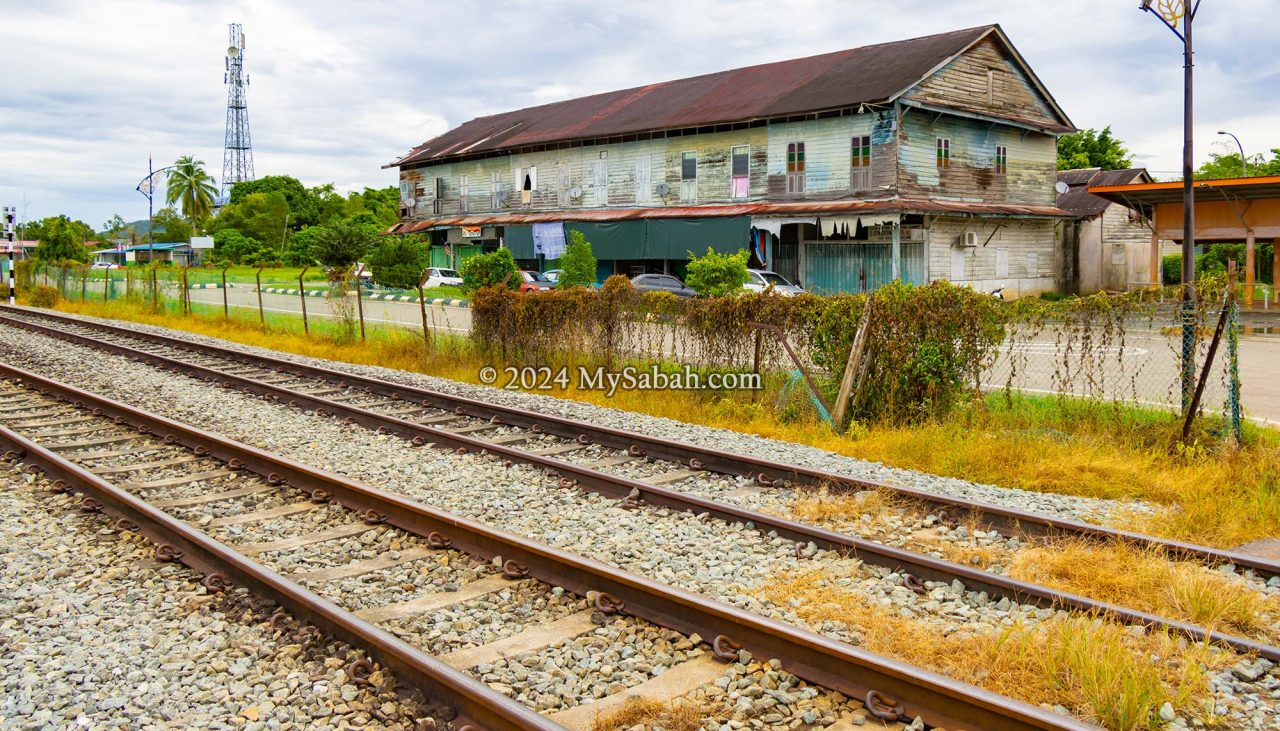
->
[631,273,697,298]
[743,269,804,296]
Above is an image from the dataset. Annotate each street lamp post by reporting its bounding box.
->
[1217,130,1249,177]
[135,156,176,267]
[1140,0,1200,417]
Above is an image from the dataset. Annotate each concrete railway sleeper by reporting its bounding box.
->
[0,310,1276,662]
[0,364,1091,730]
[1,304,1275,581]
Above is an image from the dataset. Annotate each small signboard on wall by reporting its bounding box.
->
[461,226,483,238]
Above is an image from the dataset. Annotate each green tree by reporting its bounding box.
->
[165,155,218,227]
[210,229,267,265]
[151,207,193,243]
[101,214,129,241]
[1057,127,1133,171]
[311,220,376,270]
[310,183,348,226]
[229,175,317,227]
[367,236,429,289]
[210,192,290,248]
[685,247,749,297]
[25,215,95,249]
[282,226,324,267]
[556,230,596,289]
[1196,148,1280,180]
[31,216,90,262]
[459,248,519,290]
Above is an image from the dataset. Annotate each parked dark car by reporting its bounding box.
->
[630,273,697,298]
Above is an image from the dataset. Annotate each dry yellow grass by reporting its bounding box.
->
[1008,540,1280,641]
[754,568,1231,731]
[590,697,706,731]
[47,297,1280,550]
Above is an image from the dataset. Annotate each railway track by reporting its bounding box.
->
[1,305,1272,580]
[1,306,1277,666]
[0,362,1093,730]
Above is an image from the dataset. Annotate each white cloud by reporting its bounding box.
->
[0,0,1276,228]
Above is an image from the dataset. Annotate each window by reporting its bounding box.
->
[936,138,951,170]
[994,145,1007,175]
[786,142,805,193]
[681,151,697,181]
[516,166,536,206]
[594,159,608,206]
[458,174,469,213]
[490,171,501,209]
[432,177,443,214]
[731,145,749,199]
[850,135,871,190]
[635,155,652,204]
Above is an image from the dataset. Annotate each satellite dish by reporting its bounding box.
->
[227,46,240,57]
[402,197,416,208]
[655,182,671,196]
[1054,181,1070,195]
[568,186,583,200]
[496,190,510,206]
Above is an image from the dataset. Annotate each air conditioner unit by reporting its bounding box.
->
[957,230,978,248]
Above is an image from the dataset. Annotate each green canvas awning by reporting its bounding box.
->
[503,226,536,259]
[643,217,751,259]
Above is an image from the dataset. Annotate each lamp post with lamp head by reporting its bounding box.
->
[1217,130,1248,177]
[1140,0,1200,416]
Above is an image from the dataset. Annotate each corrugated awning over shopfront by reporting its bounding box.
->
[382,198,1073,238]
[503,217,751,260]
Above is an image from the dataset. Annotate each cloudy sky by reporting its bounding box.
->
[2,0,1277,229]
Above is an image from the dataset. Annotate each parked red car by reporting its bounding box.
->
[518,270,554,292]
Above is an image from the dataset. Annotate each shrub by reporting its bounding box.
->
[312,220,376,269]
[367,236,429,289]
[282,226,324,267]
[211,228,267,265]
[685,247,749,297]
[29,285,60,308]
[557,230,597,289]
[460,248,519,291]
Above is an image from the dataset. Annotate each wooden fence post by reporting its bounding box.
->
[832,298,874,429]
[298,265,311,335]
[417,269,432,352]
[221,264,230,318]
[255,265,265,324]
[353,264,366,341]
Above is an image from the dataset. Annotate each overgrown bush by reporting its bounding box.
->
[312,220,375,270]
[685,247,749,297]
[211,228,267,265]
[1162,254,1181,285]
[29,285,60,308]
[556,230,596,289]
[460,248,519,291]
[367,236,429,289]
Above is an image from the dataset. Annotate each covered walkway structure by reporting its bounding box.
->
[1090,176,1280,306]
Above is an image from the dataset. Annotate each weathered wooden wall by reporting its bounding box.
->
[903,37,1059,127]
[896,113,1056,206]
[928,216,1060,297]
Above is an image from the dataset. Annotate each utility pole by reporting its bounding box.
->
[1140,0,1201,416]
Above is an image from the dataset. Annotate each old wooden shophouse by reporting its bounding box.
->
[385,24,1076,296]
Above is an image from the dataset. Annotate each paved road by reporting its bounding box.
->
[188,286,1280,423]
[187,286,473,334]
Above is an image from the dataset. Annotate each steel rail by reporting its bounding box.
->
[1,309,1276,662]
[0,362,1094,730]
[3,305,1274,580]
[0,429,555,731]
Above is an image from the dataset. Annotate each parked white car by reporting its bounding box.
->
[743,269,804,296]
[422,267,463,288]
[90,262,121,270]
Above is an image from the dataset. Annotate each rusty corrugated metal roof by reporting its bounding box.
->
[1056,168,1152,217]
[393,26,1019,169]
[381,198,1073,234]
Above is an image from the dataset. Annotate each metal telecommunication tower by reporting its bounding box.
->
[221,23,254,199]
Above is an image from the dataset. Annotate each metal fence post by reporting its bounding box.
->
[298,265,311,335]
[150,266,158,310]
[1227,270,1243,448]
[103,268,110,302]
[179,267,190,315]
[255,265,265,325]
[417,269,432,352]
[125,267,132,298]
[353,264,366,341]
[80,266,88,301]
[221,264,230,319]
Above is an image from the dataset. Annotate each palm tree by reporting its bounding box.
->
[165,156,218,228]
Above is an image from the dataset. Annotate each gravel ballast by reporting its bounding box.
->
[0,463,447,730]
[3,316,1279,728]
